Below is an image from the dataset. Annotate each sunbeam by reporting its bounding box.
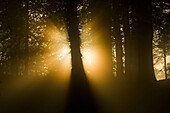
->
[80,22,116,113]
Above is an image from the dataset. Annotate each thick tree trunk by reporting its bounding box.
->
[7,0,29,76]
[65,0,97,113]
[133,0,156,85]
[66,0,86,84]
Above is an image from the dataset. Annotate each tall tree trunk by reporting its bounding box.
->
[65,0,97,113]
[123,0,131,77]
[23,0,29,76]
[112,0,123,77]
[122,0,139,84]
[8,0,29,76]
[133,0,156,85]
[163,36,168,79]
[66,0,86,84]
[7,0,21,76]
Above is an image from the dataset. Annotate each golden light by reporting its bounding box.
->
[166,55,170,63]
[44,21,71,80]
[154,55,170,80]
[45,21,115,112]
[82,48,97,73]
[80,22,116,113]
[155,63,164,71]
[58,46,70,61]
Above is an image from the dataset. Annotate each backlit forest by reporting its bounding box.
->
[0,0,170,113]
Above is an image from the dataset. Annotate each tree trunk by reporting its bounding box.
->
[122,0,139,84]
[133,0,156,85]
[23,0,29,76]
[112,0,123,77]
[65,0,97,112]
[66,0,86,84]
[7,0,21,76]
[163,36,168,79]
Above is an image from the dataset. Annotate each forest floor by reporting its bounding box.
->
[0,75,170,113]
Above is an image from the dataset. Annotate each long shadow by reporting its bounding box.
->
[65,65,99,113]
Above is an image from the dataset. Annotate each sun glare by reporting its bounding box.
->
[44,22,71,80]
[58,46,71,61]
[80,22,115,113]
[82,48,97,73]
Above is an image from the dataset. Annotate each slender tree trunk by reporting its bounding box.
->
[122,0,139,84]
[122,0,131,77]
[23,0,29,76]
[112,0,123,77]
[7,0,21,76]
[163,37,168,79]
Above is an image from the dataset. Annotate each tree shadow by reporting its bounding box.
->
[65,64,99,113]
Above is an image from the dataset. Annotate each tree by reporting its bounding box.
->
[112,0,124,77]
[65,0,97,113]
[7,0,23,76]
[65,0,86,85]
[0,0,10,78]
[121,0,139,84]
[129,0,156,85]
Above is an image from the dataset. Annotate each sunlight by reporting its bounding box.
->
[0,21,72,113]
[155,63,164,71]
[44,21,71,81]
[45,20,115,113]
[82,48,97,73]
[155,56,170,71]
[154,55,170,80]
[166,56,170,63]
[58,46,70,60]
[80,22,116,113]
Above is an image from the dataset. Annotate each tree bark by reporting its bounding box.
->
[66,0,86,83]
[132,0,156,85]
[65,0,97,113]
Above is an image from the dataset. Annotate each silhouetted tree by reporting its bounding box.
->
[7,0,23,76]
[65,0,97,113]
[132,0,156,85]
[66,0,86,83]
